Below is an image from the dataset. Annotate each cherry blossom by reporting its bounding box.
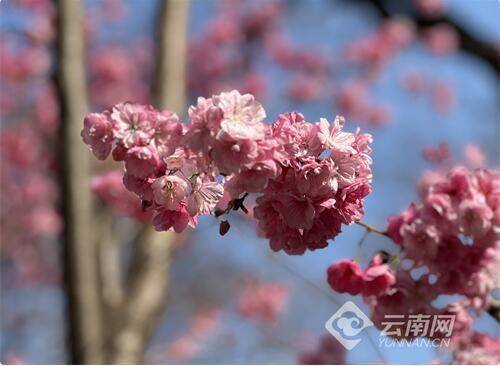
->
[324,165,499,364]
[327,256,395,297]
[451,332,500,365]
[91,171,151,221]
[82,90,372,256]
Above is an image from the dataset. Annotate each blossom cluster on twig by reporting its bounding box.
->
[82,90,373,255]
[327,166,499,363]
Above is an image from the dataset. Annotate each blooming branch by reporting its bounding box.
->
[81,90,374,255]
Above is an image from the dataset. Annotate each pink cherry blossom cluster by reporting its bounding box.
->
[326,166,499,353]
[82,90,373,253]
[253,113,372,254]
[422,142,488,168]
[188,1,282,98]
[386,167,499,311]
[327,255,395,297]
[401,72,456,115]
[450,331,500,365]
[87,43,153,109]
[91,170,151,222]
[1,127,61,283]
[0,0,61,284]
[344,18,415,71]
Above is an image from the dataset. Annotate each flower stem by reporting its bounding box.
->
[355,220,389,237]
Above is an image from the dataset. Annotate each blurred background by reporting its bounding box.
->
[1,0,499,364]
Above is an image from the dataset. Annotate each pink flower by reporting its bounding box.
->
[452,331,500,365]
[276,193,316,229]
[111,142,128,161]
[152,204,196,233]
[123,172,153,202]
[213,90,266,140]
[124,145,160,179]
[81,91,373,243]
[327,260,365,295]
[186,178,224,216]
[254,165,342,255]
[185,97,223,152]
[401,219,441,260]
[271,112,316,161]
[151,175,190,210]
[314,116,355,153]
[110,102,156,147]
[255,113,372,254]
[210,136,259,174]
[225,158,280,198]
[363,260,396,296]
[387,203,417,244]
[336,179,371,224]
[296,159,338,197]
[329,150,358,189]
[374,167,500,331]
[91,170,151,221]
[457,197,493,238]
[81,112,114,160]
[153,110,183,157]
[327,255,395,297]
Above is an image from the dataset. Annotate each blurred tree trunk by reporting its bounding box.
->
[57,0,190,363]
[107,0,190,363]
[56,0,104,363]
[153,0,190,110]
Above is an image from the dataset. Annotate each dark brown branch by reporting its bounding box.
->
[487,299,500,323]
[56,0,104,363]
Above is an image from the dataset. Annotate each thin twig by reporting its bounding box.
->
[355,220,389,237]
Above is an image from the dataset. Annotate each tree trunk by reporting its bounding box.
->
[107,0,190,363]
[56,0,104,363]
